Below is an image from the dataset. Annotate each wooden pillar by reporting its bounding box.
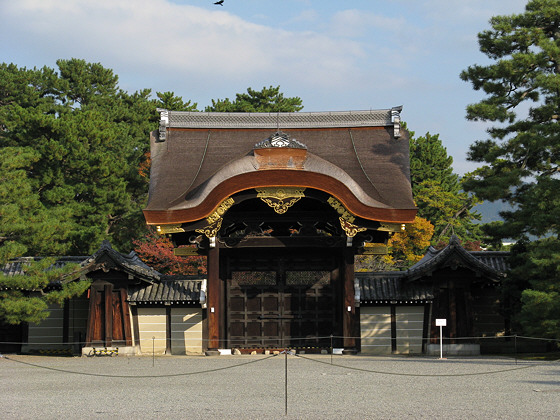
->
[207,245,221,351]
[166,306,172,354]
[85,287,101,346]
[104,284,113,347]
[390,305,397,354]
[342,248,357,353]
[120,288,133,346]
[449,280,457,344]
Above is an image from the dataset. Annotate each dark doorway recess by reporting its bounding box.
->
[225,249,341,350]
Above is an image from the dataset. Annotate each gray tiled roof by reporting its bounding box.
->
[1,256,86,277]
[356,272,433,302]
[470,251,510,272]
[128,278,204,304]
[0,241,161,289]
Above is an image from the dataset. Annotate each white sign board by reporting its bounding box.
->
[435,318,447,327]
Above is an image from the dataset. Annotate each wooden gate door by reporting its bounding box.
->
[227,259,337,349]
[86,280,132,347]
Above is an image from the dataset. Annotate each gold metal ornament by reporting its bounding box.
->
[339,217,367,237]
[195,218,223,239]
[378,222,406,232]
[256,187,306,214]
[207,197,235,224]
[327,197,356,223]
[156,224,185,234]
[362,242,388,255]
[195,197,234,238]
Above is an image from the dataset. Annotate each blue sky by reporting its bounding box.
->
[1,0,528,174]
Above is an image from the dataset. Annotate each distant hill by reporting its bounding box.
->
[473,200,512,224]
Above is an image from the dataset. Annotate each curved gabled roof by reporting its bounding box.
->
[357,236,510,302]
[76,240,161,284]
[1,241,162,289]
[406,236,507,282]
[144,109,417,225]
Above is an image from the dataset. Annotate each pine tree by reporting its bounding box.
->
[409,130,482,246]
[205,86,303,112]
[461,0,560,338]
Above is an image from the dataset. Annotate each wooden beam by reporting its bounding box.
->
[342,248,357,353]
[207,246,221,350]
[174,247,202,256]
[218,237,347,248]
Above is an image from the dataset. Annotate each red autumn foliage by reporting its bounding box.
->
[133,229,206,275]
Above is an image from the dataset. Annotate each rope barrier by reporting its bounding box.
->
[2,334,559,346]
[292,353,560,377]
[1,353,279,379]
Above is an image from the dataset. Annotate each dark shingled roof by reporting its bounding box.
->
[144,109,417,225]
[405,236,508,282]
[128,278,204,304]
[78,240,161,284]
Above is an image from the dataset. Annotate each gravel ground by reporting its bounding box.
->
[1,353,559,419]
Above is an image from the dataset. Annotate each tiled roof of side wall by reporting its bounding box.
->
[1,257,87,277]
[128,279,204,304]
[356,272,434,302]
[166,110,394,129]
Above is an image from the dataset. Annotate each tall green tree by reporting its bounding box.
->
[0,59,154,256]
[409,130,482,246]
[205,85,303,112]
[156,91,198,112]
[0,59,157,324]
[461,0,560,338]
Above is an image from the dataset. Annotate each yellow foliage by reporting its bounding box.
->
[386,216,434,265]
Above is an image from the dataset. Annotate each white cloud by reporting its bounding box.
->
[2,0,381,94]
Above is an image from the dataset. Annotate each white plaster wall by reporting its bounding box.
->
[395,306,424,354]
[360,306,392,355]
[137,307,167,355]
[170,308,203,355]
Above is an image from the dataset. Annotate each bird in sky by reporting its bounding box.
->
[214,0,224,5]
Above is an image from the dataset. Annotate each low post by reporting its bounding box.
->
[514,334,517,365]
[285,348,288,416]
[152,336,155,367]
[330,334,333,365]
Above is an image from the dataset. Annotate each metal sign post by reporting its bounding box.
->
[435,319,446,359]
